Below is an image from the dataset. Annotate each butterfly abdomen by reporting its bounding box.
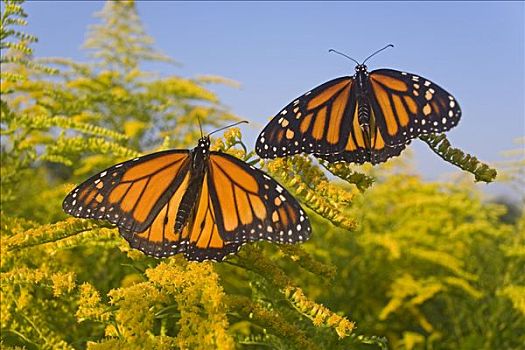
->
[357,97,371,126]
[174,187,198,233]
[354,71,371,125]
[355,72,373,148]
[174,148,208,233]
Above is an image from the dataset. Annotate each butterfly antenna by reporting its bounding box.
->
[197,116,203,138]
[208,120,249,137]
[328,49,360,65]
[362,44,394,65]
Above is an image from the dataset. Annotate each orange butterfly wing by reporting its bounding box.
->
[368,69,461,146]
[62,150,190,232]
[119,169,243,260]
[256,77,355,158]
[66,148,311,261]
[120,152,312,261]
[257,68,461,165]
[174,170,247,261]
[119,171,191,257]
[317,98,406,164]
[207,152,311,245]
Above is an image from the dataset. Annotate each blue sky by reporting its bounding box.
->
[24,1,524,197]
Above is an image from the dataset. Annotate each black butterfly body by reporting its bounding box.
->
[256,64,461,164]
[63,137,311,261]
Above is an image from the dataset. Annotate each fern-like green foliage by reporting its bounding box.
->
[1,1,523,350]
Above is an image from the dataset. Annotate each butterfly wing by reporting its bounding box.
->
[255,75,405,164]
[118,167,244,260]
[73,150,239,260]
[172,167,246,261]
[316,96,407,164]
[207,152,311,248]
[368,69,461,146]
[118,170,192,258]
[62,150,190,232]
[257,69,460,165]
[119,152,312,262]
[256,77,355,158]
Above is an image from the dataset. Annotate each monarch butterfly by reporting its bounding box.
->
[62,122,311,262]
[255,45,461,164]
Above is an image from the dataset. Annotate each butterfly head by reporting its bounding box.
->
[193,136,211,164]
[355,64,368,73]
[197,136,211,151]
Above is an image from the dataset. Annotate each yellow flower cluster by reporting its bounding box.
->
[46,135,141,162]
[107,282,169,342]
[400,331,425,350]
[76,283,110,323]
[223,127,242,143]
[5,218,112,252]
[284,286,356,338]
[379,274,443,332]
[2,266,53,286]
[321,160,375,192]
[211,127,252,161]
[50,271,76,297]
[145,259,235,350]
[499,285,525,315]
